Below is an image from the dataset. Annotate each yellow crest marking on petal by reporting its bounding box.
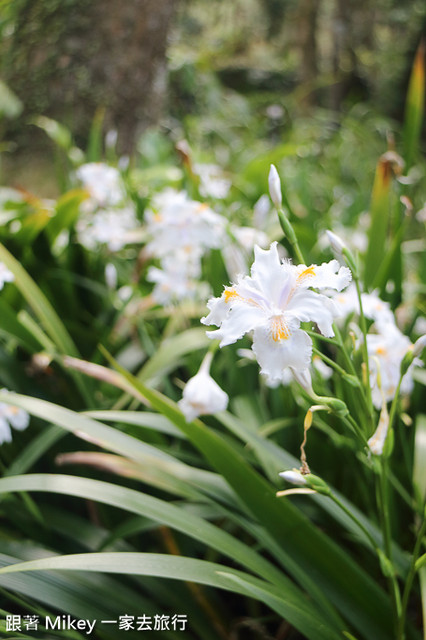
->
[224,288,240,303]
[376,347,387,355]
[271,315,290,341]
[297,266,316,283]
[196,203,209,213]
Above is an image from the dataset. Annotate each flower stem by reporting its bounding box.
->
[353,276,375,424]
[396,513,426,640]
[329,492,380,553]
[334,322,374,432]
[377,457,402,633]
[277,207,305,264]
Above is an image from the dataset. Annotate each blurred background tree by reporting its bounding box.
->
[0,0,424,169]
[0,0,177,154]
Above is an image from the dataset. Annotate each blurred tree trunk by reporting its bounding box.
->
[4,0,177,154]
[297,0,320,106]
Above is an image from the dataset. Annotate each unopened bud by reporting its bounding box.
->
[279,469,308,486]
[268,164,282,209]
[326,230,347,255]
[413,335,426,358]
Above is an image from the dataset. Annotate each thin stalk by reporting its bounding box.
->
[312,346,349,378]
[328,493,380,553]
[277,206,305,264]
[305,329,339,346]
[341,414,369,448]
[353,276,374,422]
[333,323,373,434]
[378,457,402,632]
[397,514,426,640]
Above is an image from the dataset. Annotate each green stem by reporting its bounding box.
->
[353,276,375,424]
[397,514,426,640]
[312,346,348,378]
[305,329,338,345]
[388,375,404,435]
[341,414,369,448]
[277,207,305,264]
[329,493,379,553]
[378,457,402,633]
[333,323,373,434]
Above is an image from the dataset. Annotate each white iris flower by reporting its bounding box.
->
[202,242,351,384]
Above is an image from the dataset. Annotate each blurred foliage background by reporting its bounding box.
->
[0,0,425,189]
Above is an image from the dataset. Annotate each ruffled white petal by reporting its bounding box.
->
[295,260,352,291]
[252,325,312,382]
[206,300,267,347]
[287,289,338,337]
[250,242,291,305]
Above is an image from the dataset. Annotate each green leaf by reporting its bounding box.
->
[46,189,88,242]
[94,354,395,639]
[0,552,344,640]
[33,116,73,151]
[0,79,23,119]
[0,472,347,640]
[82,410,184,438]
[138,327,210,384]
[414,415,426,506]
[0,299,40,352]
[216,411,409,575]
[364,155,392,289]
[419,566,426,640]
[0,244,77,357]
[403,40,425,170]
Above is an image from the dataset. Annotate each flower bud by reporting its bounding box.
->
[279,469,308,486]
[178,352,228,422]
[413,334,426,358]
[268,164,282,209]
[326,230,347,255]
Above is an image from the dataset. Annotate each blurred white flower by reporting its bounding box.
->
[147,263,210,305]
[253,194,272,229]
[178,352,228,422]
[193,163,231,200]
[76,162,126,211]
[367,323,422,408]
[333,286,395,325]
[145,189,226,259]
[145,189,227,305]
[0,390,30,444]
[0,263,14,289]
[76,206,137,251]
[222,225,268,280]
[202,242,351,385]
[105,263,118,290]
